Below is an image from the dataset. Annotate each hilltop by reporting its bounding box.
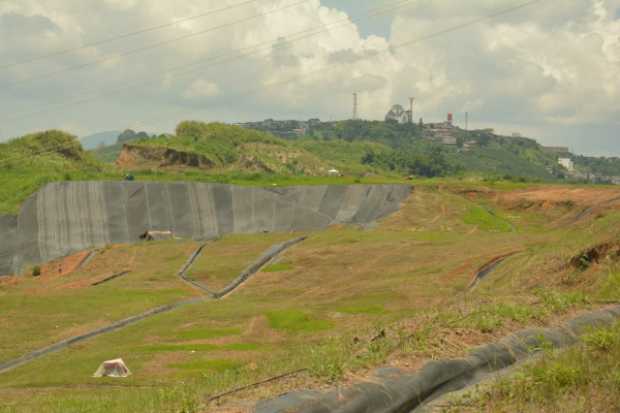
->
[0,130,111,214]
[115,121,386,176]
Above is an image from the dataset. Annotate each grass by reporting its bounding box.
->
[1,185,620,412]
[185,233,297,291]
[463,205,513,232]
[262,262,294,273]
[460,322,620,412]
[266,309,332,333]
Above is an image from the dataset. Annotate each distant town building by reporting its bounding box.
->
[237,119,312,139]
[558,158,575,172]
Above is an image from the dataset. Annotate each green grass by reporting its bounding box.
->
[464,322,620,412]
[463,205,514,232]
[262,262,294,273]
[171,359,244,373]
[266,309,332,333]
[174,327,242,341]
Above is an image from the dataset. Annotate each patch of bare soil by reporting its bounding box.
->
[40,250,91,278]
[116,145,215,171]
[500,187,620,220]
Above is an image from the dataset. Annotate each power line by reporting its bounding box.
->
[1,0,543,165]
[139,0,545,128]
[4,0,415,120]
[0,0,261,70]
[7,0,314,87]
[0,0,416,163]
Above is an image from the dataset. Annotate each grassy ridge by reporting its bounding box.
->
[0,131,114,214]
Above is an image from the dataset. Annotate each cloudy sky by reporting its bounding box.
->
[0,0,619,156]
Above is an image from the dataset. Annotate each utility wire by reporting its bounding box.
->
[0,0,542,164]
[0,0,414,163]
[0,0,260,70]
[138,0,546,129]
[7,0,313,86]
[4,0,415,121]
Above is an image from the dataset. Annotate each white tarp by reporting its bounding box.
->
[93,358,131,378]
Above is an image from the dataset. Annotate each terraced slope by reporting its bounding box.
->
[1,185,620,413]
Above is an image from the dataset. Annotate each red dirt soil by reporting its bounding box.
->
[499,187,620,208]
[40,250,91,278]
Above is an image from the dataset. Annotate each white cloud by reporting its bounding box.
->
[182,79,220,100]
[0,0,619,155]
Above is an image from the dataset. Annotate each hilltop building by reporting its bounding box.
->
[237,119,312,138]
[425,113,458,145]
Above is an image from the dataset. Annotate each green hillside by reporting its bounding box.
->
[305,120,564,180]
[121,122,384,176]
[0,131,113,214]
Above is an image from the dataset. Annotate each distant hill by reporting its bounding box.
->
[80,131,121,150]
[243,119,620,183]
[89,129,156,163]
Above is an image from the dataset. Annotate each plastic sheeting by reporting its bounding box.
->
[2,182,411,275]
[0,215,17,275]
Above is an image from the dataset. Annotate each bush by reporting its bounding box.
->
[32,266,41,277]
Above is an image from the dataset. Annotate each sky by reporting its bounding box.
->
[0,0,619,156]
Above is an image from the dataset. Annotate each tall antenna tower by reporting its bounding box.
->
[409,97,415,123]
[352,93,358,120]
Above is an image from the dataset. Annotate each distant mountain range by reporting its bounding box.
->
[80,131,121,150]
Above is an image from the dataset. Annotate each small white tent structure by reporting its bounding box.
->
[93,358,132,378]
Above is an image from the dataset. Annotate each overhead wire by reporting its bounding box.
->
[7,0,314,86]
[0,0,261,70]
[0,0,543,165]
[3,0,416,121]
[0,0,414,164]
